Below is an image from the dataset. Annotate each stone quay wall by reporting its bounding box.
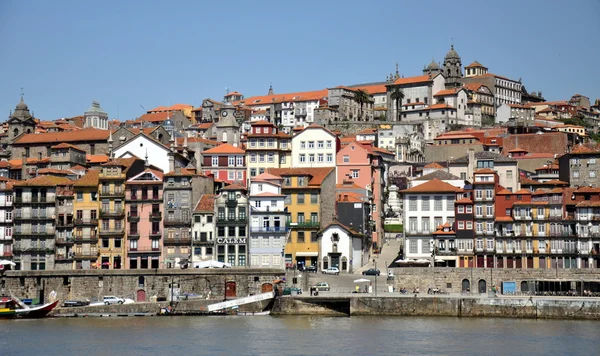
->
[0,269,285,303]
[389,267,600,293]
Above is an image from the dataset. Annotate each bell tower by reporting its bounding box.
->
[442,44,463,88]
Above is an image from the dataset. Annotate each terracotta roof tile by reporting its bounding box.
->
[164,168,197,177]
[391,75,433,86]
[51,142,86,151]
[14,175,73,187]
[495,216,513,222]
[401,179,461,193]
[570,143,600,155]
[194,194,216,212]
[202,143,245,155]
[74,169,100,187]
[424,162,444,169]
[236,89,328,106]
[87,154,110,164]
[514,189,532,195]
[14,128,110,145]
[434,88,459,97]
[267,167,334,187]
[474,168,496,174]
[253,192,285,197]
[253,172,282,181]
[221,183,247,191]
[465,61,486,68]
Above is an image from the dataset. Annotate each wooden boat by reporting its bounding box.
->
[236,310,271,316]
[0,296,59,319]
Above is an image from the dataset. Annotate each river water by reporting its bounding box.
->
[1,316,598,355]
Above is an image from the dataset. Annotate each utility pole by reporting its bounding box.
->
[373,259,377,296]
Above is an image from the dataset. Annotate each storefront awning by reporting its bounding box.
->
[296,252,319,257]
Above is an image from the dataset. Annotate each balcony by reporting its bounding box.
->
[55,254,74,261]
[225,199,238,208]
[100,189,125,198]
[12,244,53,253]
[2,251,12,257]
[100,209,125,218]
[128,213,140,222]
[127,246,161,253]
[99,228,124,236]
[127,194,161,202]
[75,218,98,226]
[163,217,190,226]
[149,211,162,220]
[216,217,247,225]
[74,236,99,243]
[250,226,289,233]
[286,221,320,229]
[164,237,192,245]
[30,196,54,204]
[56,238,75,245]
[548,215,563,221]
[56,187,74,197]
[149,230,162,238]
[13,214,54,221]
[513,215,531,221]
[128,230,140,238]
[56,221,74,229]
[74,251,99,260]
[13,228,56,237]
[436,249,456,256]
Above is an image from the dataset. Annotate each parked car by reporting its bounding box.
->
[362,268,381,276]
[62,300,90,308]
[304,265,317,273]
[282,287,302,296]
[322,267,340,275]
[103,296,125,305]
[313,282,330,291]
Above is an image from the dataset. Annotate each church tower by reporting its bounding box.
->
[442,45,463,88]
[84,100,109,129]
[7,96,36,143]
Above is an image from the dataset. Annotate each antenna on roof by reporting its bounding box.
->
[225,87,230,95]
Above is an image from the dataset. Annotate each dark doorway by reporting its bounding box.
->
[462,279,470,292]
[225,281,236,298]
[478,279,487,294]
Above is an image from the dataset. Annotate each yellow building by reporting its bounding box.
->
[267,167,335,268]
[555,124,586,138]
[73,170,100,269]
[98,161,127,269]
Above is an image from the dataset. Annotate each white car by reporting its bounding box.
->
[103,296,125,305]
[322,267,340,275]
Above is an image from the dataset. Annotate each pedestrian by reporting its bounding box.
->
[355,285,360,294]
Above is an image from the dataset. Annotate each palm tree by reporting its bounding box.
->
[353,89,371,121]
[390,87,405,121]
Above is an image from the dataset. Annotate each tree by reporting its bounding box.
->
[390,87,405,121]
[353,89,371,121]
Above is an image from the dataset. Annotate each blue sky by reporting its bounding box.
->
[0,0,598,122]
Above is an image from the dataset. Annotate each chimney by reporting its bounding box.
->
[168,152,175,173]
[21,151,28,180]
[467,149,475,181]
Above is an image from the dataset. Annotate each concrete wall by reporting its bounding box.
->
[0,268,284,303]
[425,144,483,163]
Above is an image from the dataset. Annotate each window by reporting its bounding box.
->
[236,156,243,166]
[228,171,235,181]
[228,157,235,166]
[475,190,482,199]
[297,194,305,204]
[476,206,483,217]
[300,141,306,149]
[280,155,286,164]
[212,156,218,167]
[343,155,350,163]
[308,141,315,149]
[311,231,318,243]
[409,197,417,211]
[466,221,473,230]
[317,141,324,148]
[460,172,467,180]
[507,170,513,179]
[309,154,315,162]
[486,205,493,216]
[573,170,580,178]
[326,141,332,149]
[326,154,333,162]
[268,153,274,163]
[250,154,257,163]
[317,154,324,162]
[259,154,265,163]
[590,170,597,178]
[297,231,305,243]
[311,193,318,204]
[446,198,454,211]
[422,217,430,233]
[433,196,442,211]
[262,255,270,266]
[458,221,464,229]
[299,154,306,163]
[458,205,464,213]
[351,170,359,179]
[77,192,83,201]
[422,199,430,211]
[409,240,418,254]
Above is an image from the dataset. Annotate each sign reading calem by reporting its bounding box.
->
[216,238,247,244]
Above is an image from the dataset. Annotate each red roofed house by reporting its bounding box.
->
[202,144,246,186]
[462,60,523,106]
[246,120,292,179]
[337,141,385,245]
[191,194,216,264]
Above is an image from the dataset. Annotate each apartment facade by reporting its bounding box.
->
[73,170,100,269]
[0,179,14,260]
[98,161,127,269]
[214,184,248,266]
[126,168,164,269]
[245,120,292,179]
[291,125,339,168]
[248,173,288,269]
[202,143,246,186]
[163,169,194,268]
[191,194,216,264]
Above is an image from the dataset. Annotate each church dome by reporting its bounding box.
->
[427,59,440,70]
[16,98,28,110]
[445,45,460,60]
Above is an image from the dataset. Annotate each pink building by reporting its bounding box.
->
[201,144,246,186]
[337,140,392,246]
[125,167,164,269]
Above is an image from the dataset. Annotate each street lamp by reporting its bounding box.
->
[373,259,377,296]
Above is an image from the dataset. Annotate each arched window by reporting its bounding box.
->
[461,279,470,292]
[521,281,529,293]
[222,131,227,142]
[322,256,329,270]
[478,279,487,294]
[332,243,338,253]
[13,128,18,137]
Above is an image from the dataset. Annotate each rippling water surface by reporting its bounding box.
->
[1,316,598,355]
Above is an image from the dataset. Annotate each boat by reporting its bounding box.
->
[236,310,271,316]
[0,295,59,319]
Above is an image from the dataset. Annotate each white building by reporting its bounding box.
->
[291,124,338,168]
[402,179,460,261]
[387,74,446,121]
[191,194,216,264]
[449,150,519,192]
[0,179,13,259]
[248,173,288,269]
[410,170,464,189]
[496,103,536,124]
[318,222,365,273]
[113,133,191,173]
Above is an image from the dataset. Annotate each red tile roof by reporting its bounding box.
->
[474,168,496,174]
[74,169,100,187]
[221,183,247,191]
[465,61,486,68]
[424,163,444,169]
[51,142,86,151]
[401,179,461,193]
[14,129,110,144]
[236,89,328,106]
[391,75,433,86]
[14,175,73,187]
[137,112,172,123]
[195,194,216,212]
[267,167,334,187]
[202,143,245,155]
[434,88,459,97]
[87,154,110,164]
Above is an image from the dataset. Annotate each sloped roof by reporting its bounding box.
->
[74,169,101,187]
[253,172,282,181]
[14,128,110,144]
[14,175,73,187]
[413,170,461,181]
[221,183,247,191]
[202,143,245,155]
[401,179,461,193]
[391,75,433,86]
[51,142,86,151]
[424,162,444,169]
[195,194,216,212]
[451,151,516,163]
[267,167,334,187]
[318,221,361,236]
